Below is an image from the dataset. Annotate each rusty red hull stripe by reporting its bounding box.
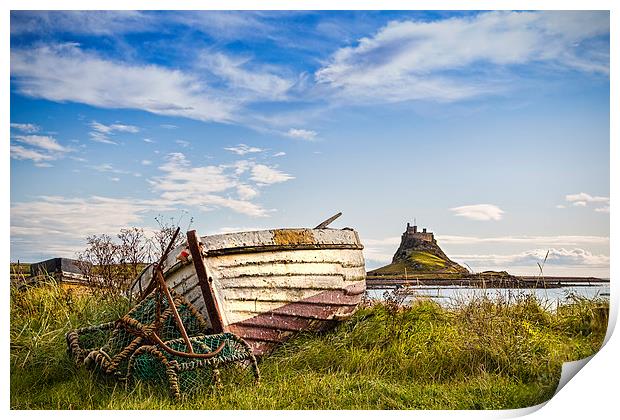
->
[227,284,363,356]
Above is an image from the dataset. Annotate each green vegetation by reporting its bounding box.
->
[11,281,608,410]
[369,251,465,276]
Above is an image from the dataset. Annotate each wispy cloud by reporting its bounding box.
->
[10,11,157,36]
[273,152,286,157]
[175,139,191,148]
[10,122,40,133]
[285,128,317,140]
[200,52,294,101]
[10,131,72,164]
[90,163,129,174]
[89,121,139,144]
[13,134,70,153]
[316,11,609,103]
[453,248,609,268]
[10,195,163,259]
[437,235,609,246]
[450,204,505,221]
[11,43,237,123]
[10,145,55,163]
[224,144,264,155]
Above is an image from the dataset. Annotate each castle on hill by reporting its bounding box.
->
[402,223,434,243]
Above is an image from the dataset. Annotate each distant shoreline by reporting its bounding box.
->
[366,275,609,289]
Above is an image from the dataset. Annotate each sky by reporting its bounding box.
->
[9,10,610,277]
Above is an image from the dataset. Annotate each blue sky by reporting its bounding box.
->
[9,10,610,276]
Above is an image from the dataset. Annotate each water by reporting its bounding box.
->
[366,283,610,309]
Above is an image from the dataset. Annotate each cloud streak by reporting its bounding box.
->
[316,11,609,103]
[450,204,504,221]
[285,128,318,141]
[224,144,264,155]
[11,43,237,123]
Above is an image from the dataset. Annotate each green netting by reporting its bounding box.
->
[66,289,259,399]
[127,333,259,399]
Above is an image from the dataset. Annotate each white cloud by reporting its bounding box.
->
[562,192,609,212]
[316,11,609,103]
[10,195,159,259]
[168,11,272,41]
[12,134,70,153]
[565,192,609,204]
[224,144,264,155]
[109,177,120,182]
[90,163,129,174]
[10,130,73,165]
[175,139,191,148]
[148,154,294,216]
[149,153,287,217]
[89,120,139,144]
[285,128,317,140]
[143,138,155,143]
[454,248,609,268]
[438,234,609,246]
[273,152,286,157]
[10,123,40,133]
[236,184,259,200]
[250,164,295,185]
[200,52,293,101]
[11,11,156,36]
[362,233,610,272]
[160,124,178,129]
[11,44,236,123]
[141,160,152,165]
[450,204,504,221]
[10,145,55,163]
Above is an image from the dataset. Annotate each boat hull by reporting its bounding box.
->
[132,228,366,356]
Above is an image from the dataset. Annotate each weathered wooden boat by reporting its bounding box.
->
[130,215,366,356]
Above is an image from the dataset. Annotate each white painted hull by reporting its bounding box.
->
[131,228,366,355]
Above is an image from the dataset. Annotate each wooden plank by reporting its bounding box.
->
[314,212,342,229]
[187,230,225,333]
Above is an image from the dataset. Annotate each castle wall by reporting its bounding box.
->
[402,231,434,242]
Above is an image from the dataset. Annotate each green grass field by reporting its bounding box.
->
[10,280,608,409]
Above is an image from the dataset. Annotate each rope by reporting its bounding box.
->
[66,290,259,399]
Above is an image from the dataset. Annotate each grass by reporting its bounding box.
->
[10,281,608,410]
[369,251,464,276]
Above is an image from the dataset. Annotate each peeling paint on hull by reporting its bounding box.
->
[132,228,366,356]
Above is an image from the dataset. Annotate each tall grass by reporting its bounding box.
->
[10,283,608,410]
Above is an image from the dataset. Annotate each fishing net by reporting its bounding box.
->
[127,333,259,399]
[66,289,259,398]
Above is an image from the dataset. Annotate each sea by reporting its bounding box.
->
[366,281,610,309]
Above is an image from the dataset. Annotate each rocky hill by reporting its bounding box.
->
[367,224,468,276]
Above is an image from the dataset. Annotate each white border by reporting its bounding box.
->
[2,1,616,418]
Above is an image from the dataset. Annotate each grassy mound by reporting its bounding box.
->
[370,251,465,276]
[10,282,608,409]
